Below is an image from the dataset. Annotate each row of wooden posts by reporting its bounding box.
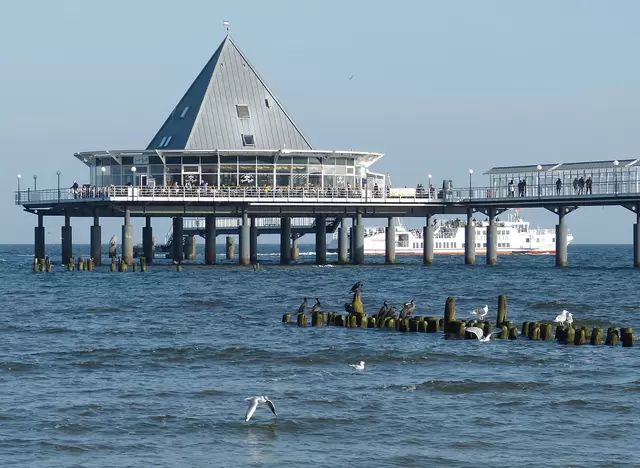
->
[282,295,636,347]
[33,256,151,273]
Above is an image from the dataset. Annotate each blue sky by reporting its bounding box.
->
[2,0,639,244]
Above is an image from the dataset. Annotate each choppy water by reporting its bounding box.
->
[1,244,639,467]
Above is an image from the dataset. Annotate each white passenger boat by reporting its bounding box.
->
[328,210,573,255]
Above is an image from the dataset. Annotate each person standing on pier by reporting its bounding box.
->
[556,177,562,195]
[578,176,585,194]
[586,176,593,194]
[508,180,514,197]
[573,177,579,193]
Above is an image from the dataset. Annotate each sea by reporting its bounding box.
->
[1,243,639,468]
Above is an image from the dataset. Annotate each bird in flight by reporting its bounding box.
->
[466,326,499,342]
[245,396,277,422]
[349,74,356,80]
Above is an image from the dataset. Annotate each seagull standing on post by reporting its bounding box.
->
[471,305,488,321]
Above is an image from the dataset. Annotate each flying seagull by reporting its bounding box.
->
[311,298,321,313]
[471,305,488,321]
[466,326,499,342]
[245,396,277,422]
[349,74,356,80]
[349,361,365,370]
[297,298,308,315]
[350,281,363,292]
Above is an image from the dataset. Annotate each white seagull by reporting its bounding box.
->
[245,396,277,422]
[466,326,499,342]
[349,361,365,370]
[554,310,569,326]
[471,305,488,321]
[566,312,574,326]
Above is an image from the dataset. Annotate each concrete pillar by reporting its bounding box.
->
[338,218,348,264]
[122,208,133,265]
[280,216,291,264]
[205,215,216,265]
[239,213,250,266]
[385,217,396,264]
[250,218,258,264]
[423,214,434,265]
[142,216,153,264]
[291,235,299,261]
[184,235,197,260]
[61,213,72,265]
[464,209,476,265]
[173,216,183,262]
[353,213,365,265]
[225,236,235,260]
[315,215,327,265]
[34,213,45,260]
[350,217,356,262]
[91,214,102,265]
[486,208,497,265]
[555,208,568,267]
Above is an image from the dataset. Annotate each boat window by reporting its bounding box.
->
[525,238,530,242]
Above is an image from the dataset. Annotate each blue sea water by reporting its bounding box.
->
[0,244,639,467]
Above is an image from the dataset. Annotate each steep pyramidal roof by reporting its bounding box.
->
[147,35,312,151]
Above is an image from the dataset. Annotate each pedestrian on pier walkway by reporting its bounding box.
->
[556,178,562,195]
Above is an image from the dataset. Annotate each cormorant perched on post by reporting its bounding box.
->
[297,297,308,315]
[399,299,415,319]
[311,298,321,313]
[350,281,363,292]
[344,302,355,314]
[377,301,388,320]
[385,306,397,318]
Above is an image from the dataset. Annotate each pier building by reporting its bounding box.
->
[14,34,640,268]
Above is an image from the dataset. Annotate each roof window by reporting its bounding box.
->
[180,106,190,118]
[236,105,250,119]
[242,134,255,146]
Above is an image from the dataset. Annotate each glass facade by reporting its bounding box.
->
[92,154,363,189]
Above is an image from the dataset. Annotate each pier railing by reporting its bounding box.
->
[14,179,640,206]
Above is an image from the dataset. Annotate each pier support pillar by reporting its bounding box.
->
[250,218,258,264]
[184,235,196,260]
[423,214,434,265]
[61,213,72,265]
[353,213,365,265]
[280,216,291,264]
[385,217,396,264]
[486,208,497,265]
[315,215,327,265]
[91,215,102,265]
[142,217,153,264]
[239,213,250,266]
[34,213,45,260]
[122,209,133,265]
[465,209,476,265]
[338,218,348,264]
[291,235,300,261]
[205,215,216,265]
[555,208,568,267]
[172,217,183,263]
[225,236,235,260]
[635,208,640,268]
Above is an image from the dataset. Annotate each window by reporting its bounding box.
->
[242,134,255,146]
[159,136,172,148]
[180,106,190,118]
[159,137,167,147]
[265,98,270,108]
[236,105,250,119]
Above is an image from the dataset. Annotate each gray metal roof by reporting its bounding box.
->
[146,35,313,151]
[484,159,639,175]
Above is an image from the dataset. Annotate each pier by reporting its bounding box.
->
[14,34,640,267]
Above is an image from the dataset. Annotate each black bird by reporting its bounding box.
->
[311,298,321,313]
[399,300,416,319]
[377,301,388,320]
[385,306,397,318]
[297,297,308,315]
[344,302,355,314]
[350,281,363,292]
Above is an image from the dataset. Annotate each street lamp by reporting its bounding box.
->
[17,174,22,203]
[100,166,106,186]
[428,173,432,199]
[613,160,619,194]
[33,174,38,191]
[468,169,473,198]
[56,171,61,202]
[536,165,542,197]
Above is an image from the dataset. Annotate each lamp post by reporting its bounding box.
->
[101,166,106,186]
[536,165,542,197]
[56,171,61,202]
[17,174,22,203]
[33,174,38,191]
[613,160,619,194]
[468,169,473,199]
